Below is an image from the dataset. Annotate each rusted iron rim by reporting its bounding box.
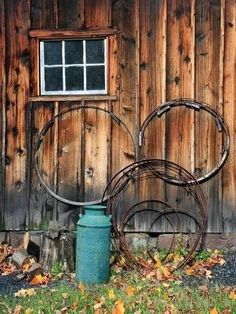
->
[119,206,203,271]
[119,200,175,264]
[103,159,207,271]
[139,98,230,184]
[103,159,207,224]
[34,104,135,206]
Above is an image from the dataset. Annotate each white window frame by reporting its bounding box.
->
[40,38,107,95]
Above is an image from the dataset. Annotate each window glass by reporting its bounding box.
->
[41,38,106,94]
[87,66,105,90]
[86,40,104,64]
[45,67,63,91]
[44,41,62,65]
[65,40,83,64]
[66,67,84,90]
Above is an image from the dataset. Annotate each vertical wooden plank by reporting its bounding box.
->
[108,34,119,97]
[195,0,222,232]
[4,0,30,230]
[58,0,85,28]
[165,0,195,171]
[29,0,59,229]
[137,0,167,231]
[30,0,57,29]
[163,0,195,219]
[222,0,236,232]
[112,0,136,176]
[0,0,6,229]
[84,0,111,27]
[111,0,137,230]
[140,0,167,125]
[29,103,55,229]
[160,0,195,233]
[139,0,167,213]
[56,103,83,229]
[83,104,110,202]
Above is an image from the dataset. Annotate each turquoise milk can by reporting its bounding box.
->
[76,205,112,284]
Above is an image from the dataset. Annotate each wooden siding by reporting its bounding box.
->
[0,0,235,233]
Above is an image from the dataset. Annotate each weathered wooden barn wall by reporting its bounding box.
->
[0,0,235,234]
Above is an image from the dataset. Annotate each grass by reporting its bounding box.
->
[0,268,236,314]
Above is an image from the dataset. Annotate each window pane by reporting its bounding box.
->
[44,41,62,65]
[65,40,83,64]
[86,66,105,90]
[66,67,84,91]
[86,40,104,64]
[45,67,63,91]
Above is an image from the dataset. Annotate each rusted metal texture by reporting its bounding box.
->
[139,99,230,184]
[102,159,207,271]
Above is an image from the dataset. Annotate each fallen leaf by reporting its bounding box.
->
[210,307,218,314]
[229,291,236,300]
[161,266,172,279]
[126,285,135,297]
[155,256,162,268]
[155,269,164,281]
[94,302,103,311]
[70,302,78,310]
[25,308,32,314]
[14,288,36,298]
[62,293,69,299]
[13,305,23,314]
[112,300,125,314]
[77,282,85,294]
[108,289,115,300]
[219,258,226,265]
[0,244,9,263]
[205,270,212,278]
[198,285,209,295]
[184,266,194,276]
[94,297,105,312]
[30,274,45,285]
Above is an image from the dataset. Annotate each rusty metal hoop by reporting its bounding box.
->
[102,159,207,225]
[119,206,203,271]
[34,104,135,206]
[102,159,207,270]
[139,99,230,184]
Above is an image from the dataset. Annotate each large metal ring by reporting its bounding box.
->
[139,99,230,184]
[34,104,135,206]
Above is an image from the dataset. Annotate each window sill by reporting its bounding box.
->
[29,95,118,102]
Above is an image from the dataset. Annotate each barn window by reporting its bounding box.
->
[40,39,107,95]
[29,29,118,101]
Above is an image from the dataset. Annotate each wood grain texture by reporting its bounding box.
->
[29,103,55,230]
[0,0,6,229]
[83,103,110,202]
[29,0,59,230]
[58,0,84,28]
[222,0,236,232]
[164,0,195,233]
[139,0,167,211]
[112,0,136,177]
[84,0,111,28]
[166,0,195,170]
[30,0,57,29]
[56,103,83,229]
[195,0,223,232]
[4,0,30,229]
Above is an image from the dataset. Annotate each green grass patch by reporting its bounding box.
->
[0,269,236,313]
